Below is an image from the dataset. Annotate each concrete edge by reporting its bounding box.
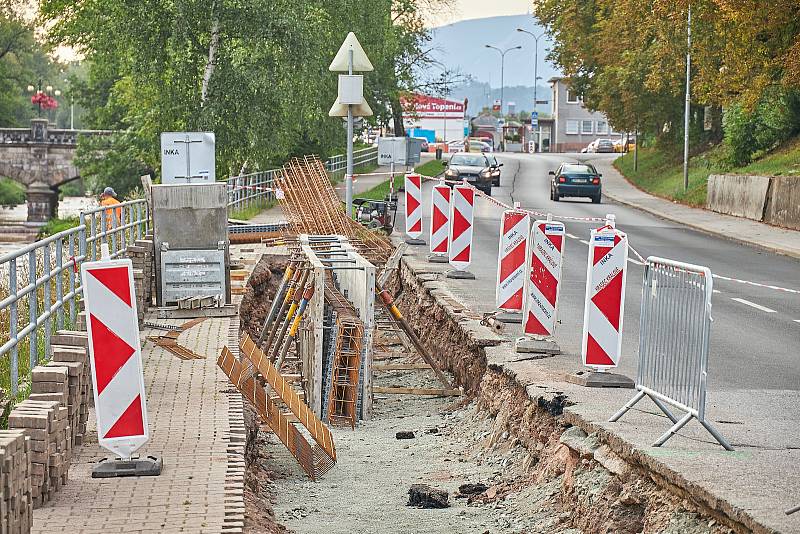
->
[600,174,800,261]
[399,251,773,534]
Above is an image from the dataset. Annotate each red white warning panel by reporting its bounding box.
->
[81,258,150,459]
[496,210,530,311]
[404,173,423,239]
[429,184,451,256]
[448,184,474,271]
[523,220,565,336]
[581,226,628,368]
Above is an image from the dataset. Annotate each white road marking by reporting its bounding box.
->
[566,233,580,240]
[730,298,777,313]
[627,258,644,266]
[579,239,590,245]
[712,274,800,295]
[713,289,721,294]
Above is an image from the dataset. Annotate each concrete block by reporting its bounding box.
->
[707,174,770,220]
[764,175,800,231]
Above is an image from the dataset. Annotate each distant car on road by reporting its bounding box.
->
[468,139,492,153]
[583,138,614,153]
[444,152,500,195]
[549,163,602,203]
[412,137,430,152]
[487,154,502,186]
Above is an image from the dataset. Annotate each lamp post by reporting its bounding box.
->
[517,28,544,152]
[683,4,692,192]
[485,44,522,151]
[26,80,43,118]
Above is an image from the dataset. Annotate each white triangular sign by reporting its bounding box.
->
[328,97,373,118]
[329,32,374,72]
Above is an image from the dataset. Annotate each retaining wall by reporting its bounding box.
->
[707,174,800,230]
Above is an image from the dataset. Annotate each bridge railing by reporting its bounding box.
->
[226,170,278,215]
[0,199,149,396]
[325,146,379,179]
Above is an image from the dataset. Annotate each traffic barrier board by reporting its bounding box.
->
[523,219,565,336]
[496,210,530,311]
[429,184,451,256]
[82,257,150,459]
[581,225,628,368]
[404,173,422,239]
[448,184,474,271]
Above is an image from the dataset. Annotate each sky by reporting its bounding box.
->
[425,0,533,27]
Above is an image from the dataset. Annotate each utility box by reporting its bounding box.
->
[151,183,230,305]
[337,75,364,105]
[377,137,423,166]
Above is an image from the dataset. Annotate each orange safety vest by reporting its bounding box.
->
[100,197,122,229]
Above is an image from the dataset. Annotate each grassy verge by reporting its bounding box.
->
[228,200,276,221]
[614,137,800,207]
[358,159,447,202]
[0,178,25,207]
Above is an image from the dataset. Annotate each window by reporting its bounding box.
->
[567,89,581,103]
[581,120,593,134]
[565,120,579,135]
[596,121,608,134]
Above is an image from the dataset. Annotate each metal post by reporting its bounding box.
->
[90,213,97,261]
[683,4,692,192]
[29,250,37,370]
[346,48,354,219]
[10,262,18,395]
[634,127,639,172]
[68,234,76,327]
[56,239,64,330]
[43,245,51,362]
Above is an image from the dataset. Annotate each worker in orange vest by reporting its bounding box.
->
[99,187,122,230]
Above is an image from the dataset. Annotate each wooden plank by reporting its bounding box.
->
[373,386,461,396]
[373,363,432,371]
[373,351,410,361]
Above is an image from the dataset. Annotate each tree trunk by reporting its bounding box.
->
[390,98,405,137]
[201,2,220,106]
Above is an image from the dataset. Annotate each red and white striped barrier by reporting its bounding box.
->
[429,184,451,256]
[449,184,474,271]
[581,223,628,368]
[523,219,566,336]
[82,254,150,459]
[496,209,530,311]
[404,173,423,240]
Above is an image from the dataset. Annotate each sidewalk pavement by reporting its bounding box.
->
[31,246,260,534]
[591,157,800,259]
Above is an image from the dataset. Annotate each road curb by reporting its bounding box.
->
[602,188,800,261]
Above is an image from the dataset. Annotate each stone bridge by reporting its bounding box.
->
[0,118,111,223]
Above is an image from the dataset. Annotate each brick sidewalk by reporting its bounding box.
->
[32,315,246,534]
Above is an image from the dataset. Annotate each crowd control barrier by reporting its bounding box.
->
[609,257,733,450]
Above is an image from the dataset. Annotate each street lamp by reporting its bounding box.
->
[517,28,545,152]
[27,80,43,118]
[485,44,522,151]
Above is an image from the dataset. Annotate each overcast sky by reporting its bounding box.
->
[425,0,533,27]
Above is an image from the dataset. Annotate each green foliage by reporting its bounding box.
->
[358,158,446,201]
[37,216,79,238]
[722,89,800,167]
[0,178,25,206]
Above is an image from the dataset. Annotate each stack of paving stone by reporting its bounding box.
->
[49,330,91,445]
[0,430,32,533]
[8,399,70,508]
[128,237,155,322]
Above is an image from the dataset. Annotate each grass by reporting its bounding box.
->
[37,217,80,238]
[357,159,447,202]
[228,200,275,221]
[614,137,800,207]
[0,178,25,207]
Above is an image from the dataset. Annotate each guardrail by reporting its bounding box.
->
[609,256,733,450]
[226,170,279,215]
[325,146,378,177]
[0,199,149,396]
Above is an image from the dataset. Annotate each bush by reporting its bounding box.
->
[37,216,79,238]
[723,89,800,167]
[0,178,25,206]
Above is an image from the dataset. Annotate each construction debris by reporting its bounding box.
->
[0,430,32,533]
[407,484,449,509]
[395,431,415,440]
[147,317,208,360]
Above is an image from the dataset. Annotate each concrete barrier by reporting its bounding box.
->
[764,175,800,231]
[707,174,771,220]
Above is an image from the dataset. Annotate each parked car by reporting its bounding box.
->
[444,152,500,194]
[468,137,494,152]
[549,163,602,203]
[595,138,614,153]
[412,137,430,152]
[487,154,502,186]
[468,140,492,153]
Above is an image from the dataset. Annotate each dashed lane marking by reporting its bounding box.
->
[713,289,721,294]
[579,239,589,245]
[794,319,800,324]
[566,233,580,239]
[730,298,777,313]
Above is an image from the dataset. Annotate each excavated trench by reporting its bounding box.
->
[237,254,739,534]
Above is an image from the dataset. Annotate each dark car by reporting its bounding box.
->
[549,163,602,203]
[595,138,614,153]
[444,152,501,195]
[488,154,502,186]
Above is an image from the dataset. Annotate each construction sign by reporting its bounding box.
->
[496,209,530,311]
[448,184,474,271]
[82,257,150,459]
[523,220,565,337]
[404,173,423,239]
[429,184,451,256]
[581,225,628,368]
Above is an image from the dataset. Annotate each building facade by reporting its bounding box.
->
[549,77,616,152]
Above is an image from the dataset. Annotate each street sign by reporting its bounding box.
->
[378,137,407,165]
[531,111,538,119]
[160,132,215,184]
[329,32,374,72]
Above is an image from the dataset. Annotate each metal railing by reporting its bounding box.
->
[325,146,378,177]
[0,199,149,395]
[226,170,278,214]
[609,256,733,450]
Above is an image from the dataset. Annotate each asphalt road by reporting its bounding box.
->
[407,152,800,392]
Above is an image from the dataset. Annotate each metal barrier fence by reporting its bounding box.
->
[226,170,279,214]
[609,256,733,450]
[0,199,149,396]
[325,146,378,176]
